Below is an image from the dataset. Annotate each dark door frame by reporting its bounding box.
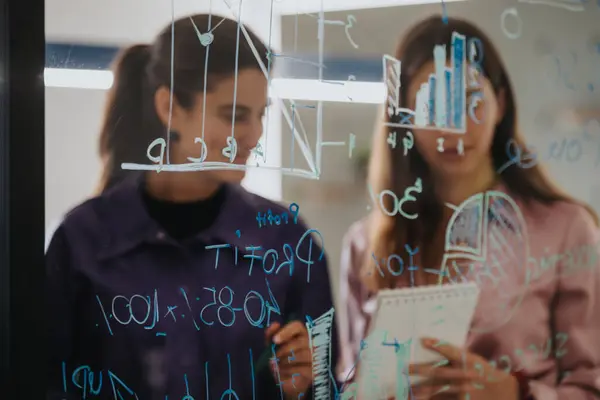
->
[0,0,45,397]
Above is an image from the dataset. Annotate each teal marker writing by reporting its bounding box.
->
[255,313,299,372]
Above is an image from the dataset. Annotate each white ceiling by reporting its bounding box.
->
[275,0,463,15]
[45,0,232,45]
[45,0,465,45]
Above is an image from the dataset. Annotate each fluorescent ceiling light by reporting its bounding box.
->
[275,0,466,15]
[43,68,384,104]
[44,68,113,90]
[270,78,384,103]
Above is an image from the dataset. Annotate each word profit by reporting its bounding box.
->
[256,203,301,228]
[206,228,325,283]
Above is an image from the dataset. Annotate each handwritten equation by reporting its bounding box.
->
[488,332,569,375]
[120,12,484,180]
[62,350,254,400]
[499,119,600,173]
[527,240,600,281]
[95,279,282,335]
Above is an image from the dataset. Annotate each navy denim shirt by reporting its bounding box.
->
[46,176,339,399]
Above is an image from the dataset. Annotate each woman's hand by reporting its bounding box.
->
[408,338,520,400]
[265,321,313,399]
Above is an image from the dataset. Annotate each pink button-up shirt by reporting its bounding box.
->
[337,192,600,399]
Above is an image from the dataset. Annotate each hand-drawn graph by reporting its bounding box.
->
[439,191,532,333]
[306,307,335,400]
[355,329,387,399]
[384,31,467,134]
[352,329,413,399]
[120,0,473,180]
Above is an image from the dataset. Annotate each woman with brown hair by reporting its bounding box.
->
[337,16,600,399]
[46,14,337,399]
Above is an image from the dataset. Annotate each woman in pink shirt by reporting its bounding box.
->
[337,16,600,400]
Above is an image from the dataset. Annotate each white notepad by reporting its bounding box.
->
[356,282,481,399]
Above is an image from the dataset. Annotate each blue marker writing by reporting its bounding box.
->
[256,203,301,228]
[441,0,448,23]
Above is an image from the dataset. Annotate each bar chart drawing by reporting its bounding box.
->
[385,31,467,135]
[383,55,401,118]
[307,307,335,400]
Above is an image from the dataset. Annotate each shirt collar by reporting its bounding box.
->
[97,174,266,260]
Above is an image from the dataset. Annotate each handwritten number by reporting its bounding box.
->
[468,92,483,124]
[217,286,241,327]
[199,286,242,327]
[403,131,414,156]
[200,287,217,326]
[498,140,521,173]
[244,291,266,327]
[372,178,422,218]
[467,38,484,124]
[370,253,386,277]
[467,38,484,89]
[387,131,397,148]
[555,333,569,359]
[96,296,114,335]
[264,279,281,327]
[508,140,527,166]
[344,15,359,49]
[222,136,238,162]
[481,334,569,382]
[398,178,422,220]
[498,139,539,173]
[467,66,479,89]
[111,295,152,326]
[187,137,208,163]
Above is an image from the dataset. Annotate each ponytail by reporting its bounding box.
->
[97,44,158,194]
[96,15,275,194]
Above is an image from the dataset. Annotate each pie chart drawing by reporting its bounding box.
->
[439,190,532,334]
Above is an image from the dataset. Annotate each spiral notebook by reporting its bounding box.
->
[356,282,481,399]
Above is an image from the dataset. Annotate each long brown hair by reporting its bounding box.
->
[96,14,272,193]
[363,16,598,292]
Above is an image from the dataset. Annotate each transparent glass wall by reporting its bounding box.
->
[45,0,600,398]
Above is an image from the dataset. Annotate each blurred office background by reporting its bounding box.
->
[46,0,600,305]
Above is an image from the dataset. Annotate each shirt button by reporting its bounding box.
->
[156,231,165,240]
